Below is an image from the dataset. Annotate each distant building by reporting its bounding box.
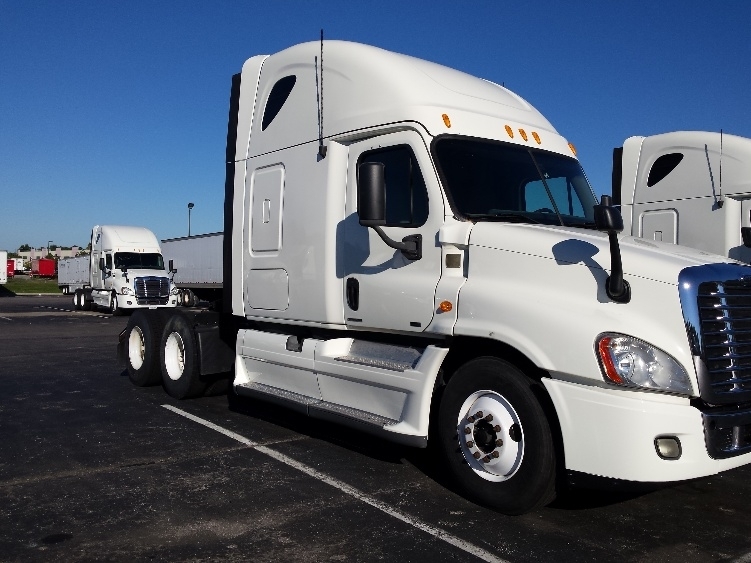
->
[18,246,86,260]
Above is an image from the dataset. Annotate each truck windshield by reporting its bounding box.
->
[433,137,598,227]
[114,252,165,270]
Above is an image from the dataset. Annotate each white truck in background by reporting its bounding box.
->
[71,225,178,314]
[0,251,7,285]
[614,131,751,262]
[161,232,223,307]
[119,41,751,514]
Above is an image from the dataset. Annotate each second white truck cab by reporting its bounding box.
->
[120,42,751,514]
[76,225,178,314]
[615,131,751,262]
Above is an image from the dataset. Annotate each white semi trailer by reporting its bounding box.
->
[73,225,178,314]
[614,131,751,262]
[0,251,6,285]
[161,232,223,307]
[58,256,89,294]
[120,42,751,514]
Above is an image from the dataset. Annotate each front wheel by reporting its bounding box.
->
[437,357,557,515]
[110,292,121,315]
[160,313,206,399]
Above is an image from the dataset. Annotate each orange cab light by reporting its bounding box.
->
[568,142,577,155]
[519,129,528,142]
[439,300,453,313]
[504,125,514,138]
[531,131,541,144]
[442,114,451,128]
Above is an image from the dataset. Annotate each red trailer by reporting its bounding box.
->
[7,259,15,278]
[31,258,56,278]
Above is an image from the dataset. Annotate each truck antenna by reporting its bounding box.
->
[719,128,723,207]
[315,29,327,159]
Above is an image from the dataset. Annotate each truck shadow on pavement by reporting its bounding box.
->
[224,387,655,513]
[0,287,16,297]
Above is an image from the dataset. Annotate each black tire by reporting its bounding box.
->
[125,310,167,386]
[73,289,82,310]
[110,292,122,316]
[160,313,206,399]
[81,291,91,311]
[437,357,557,515]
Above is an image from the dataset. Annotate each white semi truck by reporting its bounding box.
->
[615,131,751,262]
[71,225,178,314]
[119,42,751,514]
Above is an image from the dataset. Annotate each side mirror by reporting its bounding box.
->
[356,161,421,261]
[169,259,177,274]
[593,195,630,303]
[593,195,623,233]
[358,162,386,227]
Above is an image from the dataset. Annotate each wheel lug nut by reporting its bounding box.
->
[496,439,503,447]
[473,451,481,459]
[494,425,501,432]
[484,414,493,422]
[467,416,475,423]
[464,427,471,434]
[491,451,500,459]
[466,440,474,448]
[475,411,484,418]
[482,456,491,463]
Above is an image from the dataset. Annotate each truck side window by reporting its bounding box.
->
[262,75,296,130]
[647,153,684,187]
[105,254,112,270]
[360,146,429,227]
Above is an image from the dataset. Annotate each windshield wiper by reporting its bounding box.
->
[464,212,543,224]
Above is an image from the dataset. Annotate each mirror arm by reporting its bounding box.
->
[372,226,422,260]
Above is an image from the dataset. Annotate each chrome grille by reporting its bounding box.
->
[697,279,751,398]
[679,264,751,404]
[679,264,751,458]
[134,276,169,305]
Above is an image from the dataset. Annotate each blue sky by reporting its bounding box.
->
[2,1,750,252]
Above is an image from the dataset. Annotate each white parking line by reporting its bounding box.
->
[162,404,508,563]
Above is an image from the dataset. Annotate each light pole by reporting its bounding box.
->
[188,203,195,237]
[47,240,53,258]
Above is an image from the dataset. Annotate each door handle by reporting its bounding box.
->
[346,278,359,311]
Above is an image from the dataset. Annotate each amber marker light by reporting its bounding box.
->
[439,300,453,313]
[504,125,514,138]
[532,132,541,144]
[442,114,451,128]
[568,142,577,155]
[519,129,528,141]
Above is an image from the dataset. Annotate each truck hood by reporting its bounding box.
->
[468,222,736,286]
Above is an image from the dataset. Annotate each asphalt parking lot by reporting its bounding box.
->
[1,294,751,562]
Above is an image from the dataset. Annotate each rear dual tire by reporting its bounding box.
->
[160,314,207,399]
[124,310,167,386]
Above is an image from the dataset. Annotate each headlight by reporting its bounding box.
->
[121,287,134,295]
[596,333,693,395]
